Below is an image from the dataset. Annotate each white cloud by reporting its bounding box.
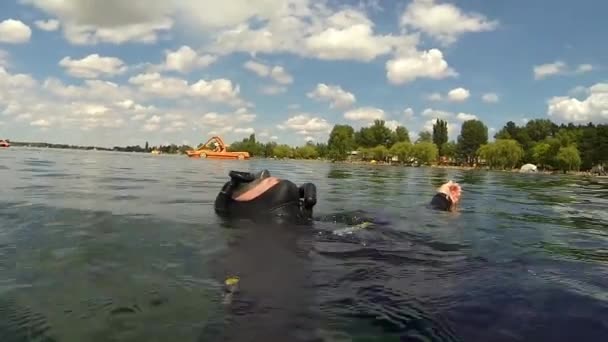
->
[577,64,593,73]
[43,78,135,103]
[344,107,385,121]
[403,107,415,120]
[0,19,32,43]
[163,46,217,73]
[34,19,60,31]
[132,113,147,121]
[190,79,244,104]
[243,60,269,77]
[447,87,470,102]
[305,136,314,142]
[534,61,567,80]
[482,92,499,103]
[304,21,402,62]
[30,119,50,127]
[547,82,608,123]
[143,115,162,132]
[210,6,418,62]
[0,50,8,67]
[234,127,255,134]
[59,54,127,78]
[421,108,452,119]
[197,109,256,133]
[260,85,287,95]
[307,83,356,109]
[400,0,498,45]
[15,113,32,122]
[0,66,38,102]
[243,60,293,84]
[568,86,588,97]
[129,72,244,106]
[1,65,171,135]
[456,112,478,121]
[386,49,457,85]
[427,92,442,101]
[22,0,173,45]
[534,61,593,80]
[162,119,187,133]
[270,66,293,85]
[280,114,332,135]
[270,135,279,140]
[384,120,401,131]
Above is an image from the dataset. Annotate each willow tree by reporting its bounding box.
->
[556,146,581,173]
[477,139,524,170]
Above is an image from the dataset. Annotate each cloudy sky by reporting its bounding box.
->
[0,0,606,147]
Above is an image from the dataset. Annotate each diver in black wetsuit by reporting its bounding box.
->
[214,170,461,225]
[214,169,317,224]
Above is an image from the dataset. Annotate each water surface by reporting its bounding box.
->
[1,148,607,341]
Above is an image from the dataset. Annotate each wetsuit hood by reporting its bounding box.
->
[214,169,317,225]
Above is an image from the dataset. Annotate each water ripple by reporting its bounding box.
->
[0,148,607,341]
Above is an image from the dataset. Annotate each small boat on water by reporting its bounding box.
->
[186,135,250,160]
[0,139,10,148]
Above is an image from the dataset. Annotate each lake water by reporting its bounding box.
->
[1,148,607,342]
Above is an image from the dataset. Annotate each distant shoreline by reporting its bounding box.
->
[6,145,605,178]
[328,159,606,177]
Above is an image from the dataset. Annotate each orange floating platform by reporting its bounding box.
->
[186,136,249,160]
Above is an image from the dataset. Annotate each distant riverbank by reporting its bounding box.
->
[5,145,605,177]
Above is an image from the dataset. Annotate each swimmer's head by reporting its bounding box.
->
[434,180,462,211]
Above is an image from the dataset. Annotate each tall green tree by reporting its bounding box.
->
[393,126,410,144]
[457,119,488,165]
[417,131,432,143]
[356,120,393,148]
[432,119,448,155]
[327,124,355,160]
[525,119,558,142]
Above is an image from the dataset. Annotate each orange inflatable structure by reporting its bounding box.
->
[0,139,10,148]
[186,136,250,160]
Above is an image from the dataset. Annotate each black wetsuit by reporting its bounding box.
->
[429,192,453,211]
[214,170,316,224]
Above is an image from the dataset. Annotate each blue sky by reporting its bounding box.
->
[0,0,606,147]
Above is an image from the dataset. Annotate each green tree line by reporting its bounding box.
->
[224,118,607,173]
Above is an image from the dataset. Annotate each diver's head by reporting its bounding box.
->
[430,180,462,211]
[438,180,462,204]
[214,169,317,224]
